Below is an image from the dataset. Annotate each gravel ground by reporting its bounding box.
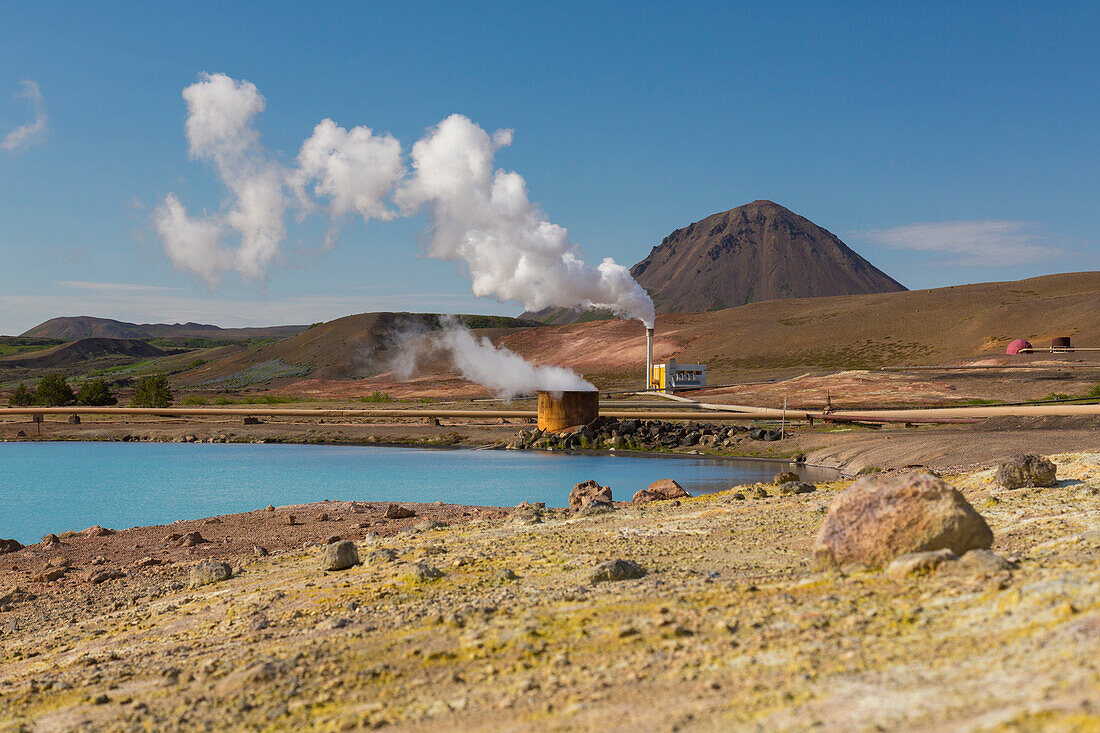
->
[1,454,1098,731]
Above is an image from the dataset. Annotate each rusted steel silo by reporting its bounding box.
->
[537,390,599,431]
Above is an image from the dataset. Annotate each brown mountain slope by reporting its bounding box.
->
[174,313,538,389]
[21,316,308,342]
[498,272,1100,388]
[0,338,166,369]
[630,200,905,313]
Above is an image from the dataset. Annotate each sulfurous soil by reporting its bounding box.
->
[1,453,1098,731]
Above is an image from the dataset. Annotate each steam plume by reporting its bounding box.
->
[396,114,654,326]
[155,75,655,329]
[396,318,593,400]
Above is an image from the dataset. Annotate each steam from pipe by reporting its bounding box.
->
[155,74,655,328]
[395,317,594,400]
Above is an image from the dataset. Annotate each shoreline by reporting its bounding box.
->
[2,453,1097,729]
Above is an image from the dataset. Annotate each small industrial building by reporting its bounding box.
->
[649,358,706,392]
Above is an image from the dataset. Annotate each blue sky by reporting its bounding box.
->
[1,0,1097,334]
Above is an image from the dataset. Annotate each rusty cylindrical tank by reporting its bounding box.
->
[537,390,599,432]
[1051,336,1072,352]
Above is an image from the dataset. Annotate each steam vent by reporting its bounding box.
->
[537,390,599,432]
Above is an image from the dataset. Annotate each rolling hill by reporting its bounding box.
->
[20,316,309,342]
[500,272,1100,388]
[173,313,538,389]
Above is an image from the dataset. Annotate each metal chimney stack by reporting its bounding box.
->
[645,326,654,392]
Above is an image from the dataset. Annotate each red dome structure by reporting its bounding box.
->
[1006,338,1032,355]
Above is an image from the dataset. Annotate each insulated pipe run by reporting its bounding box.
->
[645,327,654,392]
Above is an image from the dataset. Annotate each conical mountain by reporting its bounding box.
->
[629,200,905,313]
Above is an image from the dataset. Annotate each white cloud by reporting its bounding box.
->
[1,80,48,153]
[855,220,1064,266]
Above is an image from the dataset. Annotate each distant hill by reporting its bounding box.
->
[523,200,905,324]
[20,316,309,342]
[633,200,905,312]
[174,313,539,389]
[502,271,1100,388]
[0,338,166,370]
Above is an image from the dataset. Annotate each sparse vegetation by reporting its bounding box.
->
[8,382,33,406]
[181,395,209,405]
[33,373,76,406]
[188,358,207,369]
[360,391,394,403]
[76,378,117,406]
[132,374,173,408]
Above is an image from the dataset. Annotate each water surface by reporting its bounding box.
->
[0,442,838,544]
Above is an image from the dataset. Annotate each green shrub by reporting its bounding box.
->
[132,374,173,408]
[213,396,235,405]
[359,391,394,403]
[34,373,76,406]
[181,395,208,405]
[76,378,117,406]
[187,358,207,369]
[9,382,33,406]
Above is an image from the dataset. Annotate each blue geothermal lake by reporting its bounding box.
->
[0,442,839,544]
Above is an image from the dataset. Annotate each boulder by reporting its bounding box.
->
[0,539,23,554]
[814,471,993,569]
[955,549,1014,575]
[774,471,800,485]
[632,479,691,504]
[886,549,958,579]
[80,525,115,538]
[189,561,233,587]
[994,454,1057,489]
[321,540,359,571]
[777,481,816,495]
[569,479,613,509]
[590,559,647,583]
[41,534,62,548]
[384,503,417,519]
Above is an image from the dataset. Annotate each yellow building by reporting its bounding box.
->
[649,358,706,392]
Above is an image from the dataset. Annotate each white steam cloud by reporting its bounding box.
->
[156,74,654,327]
[2,80,48,153]
[396,114,654,326]
[396,318,594,400]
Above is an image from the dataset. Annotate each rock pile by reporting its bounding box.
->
[509,418,758,452]
[814,471,993,569]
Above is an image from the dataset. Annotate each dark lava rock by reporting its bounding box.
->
[994,454,1057,489]
[590,559,647,583]
[384,503,417,520]
[777,481,816,495]
[0,539,24,554]
[321,540,360,571]
[189,561,233,587]
[774,471,800,485]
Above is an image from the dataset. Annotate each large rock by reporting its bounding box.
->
[384,503,417,519]
[814,471,993,569]
[0,539,23,554]
[569,479,613,509]
[320,540,360,571]
[189,561,233,587]
[590,559,647,583]
[994,455,1057,489]
[632,479,691,504]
